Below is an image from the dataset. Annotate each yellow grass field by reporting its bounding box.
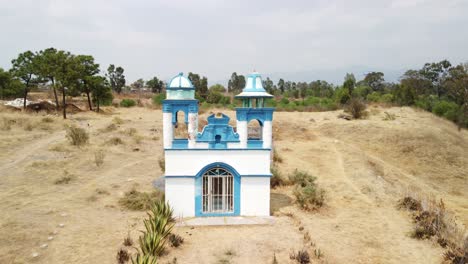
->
[0,105,466,263]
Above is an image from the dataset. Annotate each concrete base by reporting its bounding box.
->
[175,216,275,227]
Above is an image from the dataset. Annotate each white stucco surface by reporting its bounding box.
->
[236,120,248,148]
[163,112,173,148]
[165,177,195,217]
[262,120,272,148]
[165,150,271,176]
[240,177,270,216]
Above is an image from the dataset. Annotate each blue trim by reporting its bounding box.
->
[162,99,198,123]
[247,139,263,148]
[172,139,188,149]
[236,107,274,122]
[195,162,241,217]
[165,175,196,178]
[165,174,272,178]
[196,113,240,149]
[164,148,271,151]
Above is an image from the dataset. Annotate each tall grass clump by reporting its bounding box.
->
[120,99,137,107]
[398,194,467,264]
[66,125,89,146]
[131,254,158,264]
[270,166,288,188]
[118,188,164,211]
[291,170,325,210]
[345,97,367,119]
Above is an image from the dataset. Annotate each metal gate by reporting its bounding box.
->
[202,168,234,213]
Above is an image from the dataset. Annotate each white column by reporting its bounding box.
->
[187,112,198,148]
[163,112,173,148]
[237,120,248,148]
[262,120,272,148]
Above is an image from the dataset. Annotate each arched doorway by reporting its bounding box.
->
[195,162,240,216]
[202,168,233,213]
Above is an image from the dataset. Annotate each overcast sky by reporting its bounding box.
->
[1,0,467,85]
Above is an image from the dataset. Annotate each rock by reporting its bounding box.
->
[60,213,68,217]
[52,230,58,235]
[32,252,39,258]
[48,236,54,241]
[58,223,65,228]
[40,243,48,249]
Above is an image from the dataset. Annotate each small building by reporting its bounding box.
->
[163,72,274,217]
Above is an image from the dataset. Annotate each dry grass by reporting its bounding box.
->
[107,137,124,145]
[66,125,89,146]
[398,192,467,263]
[118,188,165,211]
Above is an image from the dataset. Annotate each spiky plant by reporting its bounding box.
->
[138,231,166,257]
[131,254,158,264]
[148,201,174,223]
[143,215,173,240]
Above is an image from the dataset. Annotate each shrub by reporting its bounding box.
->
[345,98,367,119]
[66,125,89,146]
[380,93,394,103]
[118,189,165,211]
[123,235,133,247]
[289,170,315,187]
[294,184,325,210]
[270,166,287,188]
[116,248,130,264]
[432,100,459,120]
[152,93,166,106]
[168,233,184,247]
[334,87,350,104]
[398,196,422,211]
[290,250,310,264]
[120,99,137,107]
[273,149,283,164]
[366,92,381,102]
[0,117,13,131]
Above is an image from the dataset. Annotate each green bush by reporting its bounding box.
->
[432,100,459,119]
[380,93,394,103]
[152,93,166,105]
[294,184,325,210]
[120,99,137,107]
[366,92,381,102]
[280,97,290,105]
[334,87,351,104]
[289,169,315,187]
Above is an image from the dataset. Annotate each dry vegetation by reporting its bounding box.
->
[0,104,467,264]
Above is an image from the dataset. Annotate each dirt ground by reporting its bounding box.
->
[0,105,466,264]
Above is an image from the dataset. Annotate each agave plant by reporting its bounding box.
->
[138,231,166,256]
[148,201,175,223]
[143,215,174,239]
[131,254,158,264]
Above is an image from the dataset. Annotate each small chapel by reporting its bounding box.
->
[163,71,274,217]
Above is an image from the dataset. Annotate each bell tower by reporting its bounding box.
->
[234,72,274,149]
[162,72,198,149]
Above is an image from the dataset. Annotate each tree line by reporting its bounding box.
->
[1,49,466,127]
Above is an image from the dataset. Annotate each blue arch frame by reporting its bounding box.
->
[194,162,241,217]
